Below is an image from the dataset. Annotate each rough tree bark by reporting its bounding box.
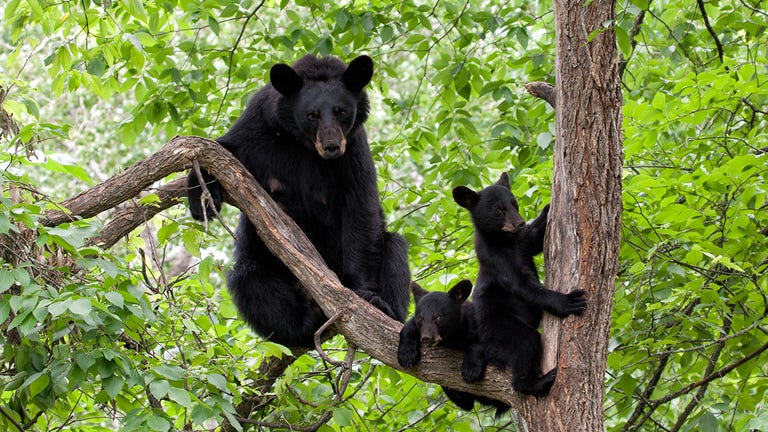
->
[521,0,623,430]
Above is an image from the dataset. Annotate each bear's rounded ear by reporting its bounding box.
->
[342,55,374,92]
[448,279,472,304]
[452,186,479,210]
[496,172,511,189]
[270,63,303,96]
[410,281,430,303]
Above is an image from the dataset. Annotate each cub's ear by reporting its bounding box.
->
[410,281,430,303]
[452,186,479,210]
[496,172,511,189]
[342,55,374,92]
[448,279,472,304]
[270,63,303,96]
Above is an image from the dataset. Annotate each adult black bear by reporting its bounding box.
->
[188,55,410,347]
[452,172,586,396]
[398,280,509,413]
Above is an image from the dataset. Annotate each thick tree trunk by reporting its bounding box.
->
[519,0,623,430]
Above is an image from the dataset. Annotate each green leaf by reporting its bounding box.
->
[87,54,108,77]
[22,372,49,398]
[182,229,201,257]
[0,269,14,293]
[104,291,124,308]
[153,365,185,381]
[102,374,123,398]
[206,373,229,392]
[48,298,73,318]
[698,412,718,432]
[149,380,170,399]
[147,415,171,431]
[124,0,148,22]
[332,407,354,427]
[41,158,91,182]
[69,298,92,316]
[0,300,9,323]
[167,386,192,407]
[208,16,221,35]
[157,221,179,244]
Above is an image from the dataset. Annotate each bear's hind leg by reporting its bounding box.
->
[227,260,326,347]
[442,387,476,411]
[511,366,556,397]
[509,331,555,396]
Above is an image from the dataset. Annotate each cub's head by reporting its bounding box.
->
[270,55,373,160]
[410,280,472,347]
[452,172,527,236]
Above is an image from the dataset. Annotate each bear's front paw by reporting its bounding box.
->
[552,289,587,317]
[397,344,421,369]
[565,289,587,316]
[356,290,398,320]
[461,359,485,384]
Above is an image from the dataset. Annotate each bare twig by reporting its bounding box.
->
[211,1,266,132]
[0,406,23,432]
[314,311,345,367]
[525,81,556,109]
[220,347,310,432]
[618,9,647,78]
[192,159,212,230]
[696,0,724,63]
[190,159,237,239]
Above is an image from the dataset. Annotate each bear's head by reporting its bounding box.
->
[452,172,527,237]
[410,280,472,347]
[270,55,373,160]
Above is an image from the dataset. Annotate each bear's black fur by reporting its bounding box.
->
[397,280,509,413]
[187,55,410,347]
[452,172,586,396]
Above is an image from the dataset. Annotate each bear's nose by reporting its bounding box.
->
[323,143,341,157]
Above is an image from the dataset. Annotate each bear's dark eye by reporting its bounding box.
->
[495,207,505,216]
[434,314,441,322]
[416,315,423,324]
[333,107,346,118]
[306,112,319,121]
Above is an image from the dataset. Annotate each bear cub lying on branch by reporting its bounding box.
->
[187,54,410,347]
[398,280,509,413]
[453,172,587,396]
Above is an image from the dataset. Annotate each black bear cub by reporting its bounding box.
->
[187,55,410,347]
[452,172,587,396]
[398,280,508,413]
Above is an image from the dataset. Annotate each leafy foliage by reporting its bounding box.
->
[1,0,766,430]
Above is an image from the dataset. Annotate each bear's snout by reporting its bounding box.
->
[421,335,442,346]
[315,126,347,159]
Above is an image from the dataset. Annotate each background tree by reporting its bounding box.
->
[1,0,766,431]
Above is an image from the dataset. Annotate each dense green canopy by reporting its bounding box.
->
[1,0,766,430]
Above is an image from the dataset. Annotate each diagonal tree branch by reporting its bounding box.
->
[42,135,525,407]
